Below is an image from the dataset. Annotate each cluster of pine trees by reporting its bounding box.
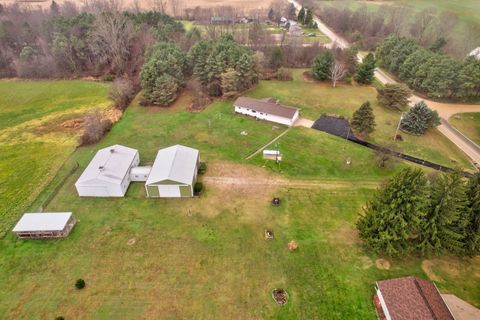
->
[376,35,480,101]
[357,168,480,257]
[297,7,316,29]
[188,34,258,97]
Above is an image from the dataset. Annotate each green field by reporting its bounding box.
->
[0,79,479,318]
[450,113,480,146]
[0,80,110,234]
[246,69,472,169]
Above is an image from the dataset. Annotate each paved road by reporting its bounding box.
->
[287,0,480,166]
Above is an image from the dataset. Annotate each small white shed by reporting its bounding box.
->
[75,145,139,197]
[130,166,152,182]
[12,212,77,239]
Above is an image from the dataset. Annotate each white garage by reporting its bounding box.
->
[75,145,140,197]
[145,145,200,198]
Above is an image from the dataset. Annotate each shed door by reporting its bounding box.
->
[158,185,181,198]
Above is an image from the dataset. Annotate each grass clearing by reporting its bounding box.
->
[0,80,110,234]
[1,79,478,318]
[450,113,480,146]
[246,69,473,169]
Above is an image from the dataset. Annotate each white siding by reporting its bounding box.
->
[158,185,181,197]
[234,105,297,126]
[376,288,392,320]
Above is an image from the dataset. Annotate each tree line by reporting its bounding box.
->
[376,35,480,101]
[357,168,480,257]
[316,3,479,59]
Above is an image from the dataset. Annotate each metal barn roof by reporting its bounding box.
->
[76,145,138,185]
[13,212,72,232]
[146,145,199,185]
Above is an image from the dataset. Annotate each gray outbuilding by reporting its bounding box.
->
[145,145,200,198]
[75,145,139,197]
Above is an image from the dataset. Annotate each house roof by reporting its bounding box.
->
[146,145,199,185]
[377,276,454,320]
[234,97,299,119]
[75,145,138,185]
[13,212,72,232]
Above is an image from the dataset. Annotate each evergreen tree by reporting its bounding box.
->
[304,9,313,27]
[312,51,334,81]
[268,8,275,21]
[355,53,375,84]
[418,170,468,255]
[376,83,411,109]
[357,168,429,256]
[221,68,240,99]
[465,172,480,256]
[297,7,305,23]
[346,46,359,76]
[269,46,283,70]
[400,100,440,135]
[351,101,376,136]
[287,4,297,20]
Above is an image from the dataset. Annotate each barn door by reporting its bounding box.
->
[158,185,181,198]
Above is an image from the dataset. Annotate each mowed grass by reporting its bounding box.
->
[1,81,479,319]
[0,80,110,234]
[246,69,473,169]
[450,113,480,146]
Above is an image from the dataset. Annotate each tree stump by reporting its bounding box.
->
[288,240,298,251]
[272,288,288,305]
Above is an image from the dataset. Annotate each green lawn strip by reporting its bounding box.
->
[450,113,480,146]
[0,80,110,235]
[245,69,472,169]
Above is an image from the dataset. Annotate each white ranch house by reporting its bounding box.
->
[234,97,299,126]
[75,145,139,197]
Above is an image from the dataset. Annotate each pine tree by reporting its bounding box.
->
[304,8,313,27]
[465,172,480,256]
[357,168,429,256]
[312,51,334,81]
[418,170,468,255]
[400,100,440,135]
[355,53,375,84]
[376,83,411,109]
[268,8,275,21]
[221,68,240,99]
[351,101,376,136]
[287,4,297,20]
[297,7,305,23]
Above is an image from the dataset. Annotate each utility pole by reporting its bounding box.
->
[394,113,405,141]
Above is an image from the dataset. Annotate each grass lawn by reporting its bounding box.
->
[1,81,479,318]
[0,80,110,235]
[450,113,480,146]
[246,69,473,169]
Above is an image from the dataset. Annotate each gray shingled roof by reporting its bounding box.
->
[234,97,298,119]
[146,145,199,185]
[13,212,72,232]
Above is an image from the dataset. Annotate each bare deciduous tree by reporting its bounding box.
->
[330,61,347,87]
[88,12,136,74]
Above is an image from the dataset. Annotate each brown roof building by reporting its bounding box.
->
[375,276,455,320]
[233,97,299,126]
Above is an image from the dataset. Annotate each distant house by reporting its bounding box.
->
[234,97,300,126]
[468,47,480,60]
[75,145,140,197]
[145,145,200,198]
[211,16,235,25]
[374,276,455,320]
[12,212,77,239]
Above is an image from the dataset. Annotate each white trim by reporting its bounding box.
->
[376,285,392,320]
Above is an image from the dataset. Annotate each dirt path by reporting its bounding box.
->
[204,176,380,189]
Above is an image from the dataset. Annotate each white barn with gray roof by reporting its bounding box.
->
[145,145,200,198]
[75,145,140,197]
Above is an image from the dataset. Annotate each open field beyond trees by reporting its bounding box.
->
[1,82,479,318]
[0,80,110,235]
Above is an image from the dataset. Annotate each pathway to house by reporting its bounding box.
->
[245,128,290,160]
[287,0,480,165]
